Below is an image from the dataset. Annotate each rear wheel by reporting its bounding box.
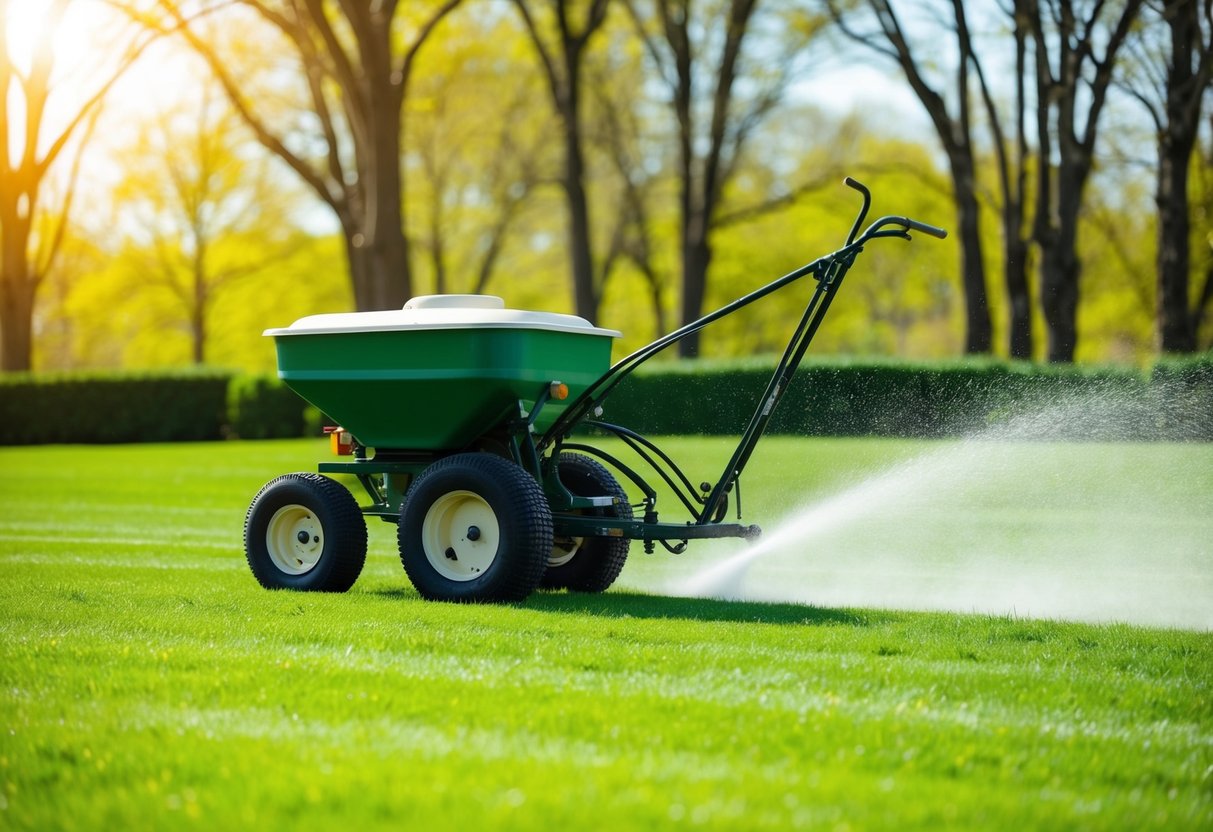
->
[244,473,367,592]
[543,454,632,593]
[398,453,552,602]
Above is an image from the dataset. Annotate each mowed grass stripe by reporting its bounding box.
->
[0,439,1210,830]
[6,614,1208,830]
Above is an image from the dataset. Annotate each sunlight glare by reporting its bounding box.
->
[3,1,98,76]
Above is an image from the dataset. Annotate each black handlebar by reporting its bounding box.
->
[843,177,948,242]
[899,217,948,239]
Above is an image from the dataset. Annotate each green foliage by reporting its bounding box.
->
[600,356,1211,440]
[704,140,963,360]
[0,439,1210,830]
[0,370,233,445]
[1151,351,1213,440]
[0,370,329,445]
[226,375,315,440]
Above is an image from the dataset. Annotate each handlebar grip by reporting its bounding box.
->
[902,218,948,239]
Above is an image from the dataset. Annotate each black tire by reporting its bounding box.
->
[398,453,552,603]
[542,453,632,593]
[244,473,367,592]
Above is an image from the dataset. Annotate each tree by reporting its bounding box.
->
[587,40,672,339]
[703,137,962,358]
[826,0,993,356]
[977,0,1034,358]
[1121,0,1213,352]
[510,0,612,322]
[0,0,151,371]
[158,0,463,313]
[628,0,820,357]
[407,18,551,297]
[113,88,301,364]
[1197,116,1213,348]
[1027,0,1144,362]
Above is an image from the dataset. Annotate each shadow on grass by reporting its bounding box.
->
[527,590,886,627]
[366,585,885,627]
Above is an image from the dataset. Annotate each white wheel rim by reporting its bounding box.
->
[421,490,500,582]
[266,504,324,575]
[549,536,583,567]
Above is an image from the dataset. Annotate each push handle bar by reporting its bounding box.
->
[855,215,949,245]
[899,217,948,239]
[844,177,871,245]
[843,178,947,242]
[542,176,948,457]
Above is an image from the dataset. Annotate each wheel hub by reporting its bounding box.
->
[421,491,500,582]
[266,505,324,575]
[549,535,584,567]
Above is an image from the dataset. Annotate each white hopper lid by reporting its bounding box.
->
[264,294,621,338]
[404,294,505,310]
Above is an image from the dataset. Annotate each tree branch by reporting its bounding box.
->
[397,0,465,91]
[712,170,838,229]
[511,0,562,97]
[33,106,104,288]
[159,3,345,217]
[36,7,163,178]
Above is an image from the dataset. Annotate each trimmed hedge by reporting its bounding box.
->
[598,355,1212,442]
[226,375,316,440]
[1,354,1209,445]
[1150,353,1213,441]
[0,370,233,445]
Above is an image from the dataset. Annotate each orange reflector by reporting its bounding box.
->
[330,428,354,456]
[550,381,569,401]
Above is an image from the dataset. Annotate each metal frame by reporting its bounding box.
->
[536,178,945,545]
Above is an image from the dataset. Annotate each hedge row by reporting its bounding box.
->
[597,354,1213,442]
[1,355,1209,445]
[0,370,317,445]
[0,371,234,445]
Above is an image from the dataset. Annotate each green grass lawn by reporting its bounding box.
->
[1,438,1210,830]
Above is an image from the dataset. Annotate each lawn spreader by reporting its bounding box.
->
[244,179,947,602]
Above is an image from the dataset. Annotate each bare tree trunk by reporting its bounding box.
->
[0,252,35,372]
[191,307,206,365]
[560,87,597,320]
[638,261,667,339]
[1005,234,1032,359]
[589,54,668,339]
[192,251,206,364]
[1199,116,1213,345]
[826,0,991,355]
[1039,180,1083,363]
[952,153,992,354]
[679,224,711,357]
[0,187,35,370]
[1028,0,1143,362]
[1152,0,1212,352]
[1195,256,1213,345]
[512,0,611,324]
[342,216,409,310]
[1156,128,1198,352]
[980,0,1032,359]
[631,0,767,358]
[429,207,447,296]
[354,25,411,311]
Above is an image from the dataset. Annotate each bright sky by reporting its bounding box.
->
[790,63,929,132]
[4,0,196,163]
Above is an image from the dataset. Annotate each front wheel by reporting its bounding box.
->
[398,453,552,603]
[244,473,367,592]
